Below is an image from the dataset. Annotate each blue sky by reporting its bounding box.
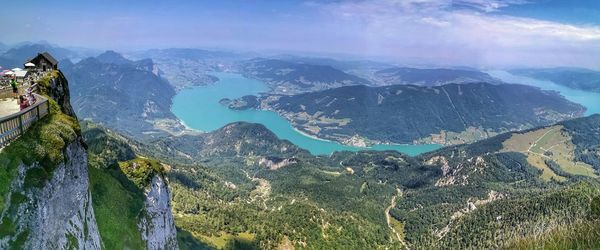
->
[1,0,599,69]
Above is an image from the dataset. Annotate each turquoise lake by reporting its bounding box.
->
[487,70,600,116]
[171,72,443,156]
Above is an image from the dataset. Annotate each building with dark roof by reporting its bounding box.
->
[26,52,58,72]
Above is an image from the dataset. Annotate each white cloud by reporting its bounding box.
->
[310,0,600,69]
[454,0,530,12]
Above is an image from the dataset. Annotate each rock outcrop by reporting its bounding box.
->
[44,70,77,118]
[259,156,298,170]
[0,139,101,249]
[0,70,102,249]
[0,60,180,249]
[138,175,179,250]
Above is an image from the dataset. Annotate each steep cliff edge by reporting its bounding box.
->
[138,175,179,250]
[86,122,179,249]
[3,140,102,249]
[0,69,179,249]
[109,158,179,249]
[0,70,101,249]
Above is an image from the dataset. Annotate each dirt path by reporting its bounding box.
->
[527,127,557,152]
[525,127,559,159]
[385,188,408,249]
[243,170,271,209]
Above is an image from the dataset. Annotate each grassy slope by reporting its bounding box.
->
[0,99,79,204]
[85,130,146,249]
[88,166,145,249]
[83,123,209,248]
[510,189,600,249]
[118,158,164,189]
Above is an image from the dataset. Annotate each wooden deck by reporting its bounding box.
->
[0,94,50,148]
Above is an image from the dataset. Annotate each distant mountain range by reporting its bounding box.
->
[272,55,394,72]
[138,48,244,61]
[510,68,600,93]
[237,58,508,95]
[62,51,182,139]
[6,45,600,249]
[96,50,136,65]
[258,82,585,145]
[132,48,246,91]
[0,42,97,68]
[373,67,501,86]
[239,58,372,94]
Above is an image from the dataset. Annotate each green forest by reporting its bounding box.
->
[81,115,600,249]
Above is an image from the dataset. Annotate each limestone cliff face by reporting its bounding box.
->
[138,175,179,250]
[0,68,180,249]
[0,139,102,249]
[45,70,77,118]
[0,71,102,249]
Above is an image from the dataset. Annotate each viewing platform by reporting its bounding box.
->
[0,52,58,148]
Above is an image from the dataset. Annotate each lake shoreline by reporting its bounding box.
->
[487,70,600,116]
[171,72,443,156]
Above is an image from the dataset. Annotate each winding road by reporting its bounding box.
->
[385,188,409,249]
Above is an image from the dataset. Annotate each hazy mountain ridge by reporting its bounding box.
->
[271,55,394,72]
[510,67,600,93]
[239,58,372,94]
[134,48,247,91]
[374,67,502,86]
[0,43,85,68]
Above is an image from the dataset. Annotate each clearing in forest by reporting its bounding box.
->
[501,125,596,181]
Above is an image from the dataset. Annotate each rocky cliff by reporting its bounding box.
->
[0,140,102,249]
[0,69,179,249]
[138,175,179,250]
[0,70,102,249]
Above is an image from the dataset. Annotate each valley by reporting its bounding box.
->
[3,0,600,249]
[1,44,599,249]
[147,114,600,249]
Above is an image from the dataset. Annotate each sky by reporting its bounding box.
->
[1,0,599,69]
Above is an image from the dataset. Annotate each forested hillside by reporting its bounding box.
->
[89,111,600,249]
[62,51,184,139]
[261,82,585,146]
[374,67,501,86]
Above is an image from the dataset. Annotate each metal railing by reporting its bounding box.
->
[0,94,50,148]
